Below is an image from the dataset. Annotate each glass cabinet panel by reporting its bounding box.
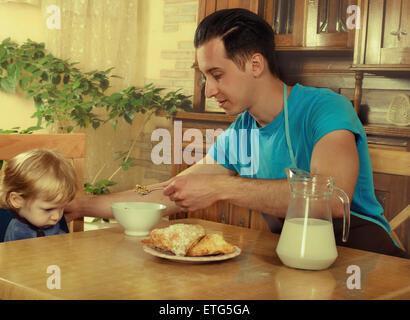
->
[273,0,295,35]
[317,0,349,34]
[306,0,355,48]
[264,0,305,47]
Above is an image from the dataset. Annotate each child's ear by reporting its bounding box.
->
[9,192,24,209]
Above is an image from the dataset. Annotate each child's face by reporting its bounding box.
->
[18,198,66,228]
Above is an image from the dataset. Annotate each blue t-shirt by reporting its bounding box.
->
[208,83,388,232]
[1,208,68,242]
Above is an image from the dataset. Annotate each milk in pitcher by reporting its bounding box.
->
[276,218,338,270]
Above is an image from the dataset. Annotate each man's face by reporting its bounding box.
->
[196,38,255,116]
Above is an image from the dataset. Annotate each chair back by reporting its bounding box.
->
[369,148,410,176]
[0,134,86,232]
[369,147,410,253]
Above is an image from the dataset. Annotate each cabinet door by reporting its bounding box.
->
[380,0,410,64]
[373,173,410,252]
[365,0,410,64]
[263,0,307,47]
[250,210,272,232]
[229,204,251,228]
[198,0,261,22]
[306,0,356,48]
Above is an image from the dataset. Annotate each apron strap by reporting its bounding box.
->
[283,83,297,168]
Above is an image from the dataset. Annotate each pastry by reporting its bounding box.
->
[187,233,236,256]
[142,223,205,256]
[142,224,237,257]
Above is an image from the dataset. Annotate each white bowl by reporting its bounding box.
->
[111,202,166,236]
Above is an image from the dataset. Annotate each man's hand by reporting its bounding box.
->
[163,174,224,212]
[64,198,83,223]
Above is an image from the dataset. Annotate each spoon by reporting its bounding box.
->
[136,186,165,196]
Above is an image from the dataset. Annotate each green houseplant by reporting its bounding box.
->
[0,38,192,196]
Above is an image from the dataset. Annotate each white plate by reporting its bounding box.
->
[143,245,241,263]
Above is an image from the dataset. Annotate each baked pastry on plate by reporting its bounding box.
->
[142,223,236,257]
[187,233,236,256]
[142,223,205,256]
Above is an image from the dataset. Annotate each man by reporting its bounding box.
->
[65,9,407,258]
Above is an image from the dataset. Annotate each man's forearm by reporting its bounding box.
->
[72,189,181,219]
[218,176,290,218]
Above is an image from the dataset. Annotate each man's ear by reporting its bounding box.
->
[9,192,24,209]
[250,53,265,77]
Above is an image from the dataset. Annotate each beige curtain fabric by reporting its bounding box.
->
[41,0,139,90]
[1,0,139,89]
[40,0,143,188]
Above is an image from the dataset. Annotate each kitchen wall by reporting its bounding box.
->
[133,0,198,186]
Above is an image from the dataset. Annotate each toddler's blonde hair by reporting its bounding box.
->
[0,149,78,210]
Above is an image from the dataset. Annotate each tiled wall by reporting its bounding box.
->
[136,0,199,186]
[146,0,197,98]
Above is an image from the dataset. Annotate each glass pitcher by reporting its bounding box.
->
[276,168,350,270]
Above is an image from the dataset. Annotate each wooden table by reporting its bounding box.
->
[0,218,409,300]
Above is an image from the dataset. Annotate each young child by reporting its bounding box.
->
[0,149,77,242]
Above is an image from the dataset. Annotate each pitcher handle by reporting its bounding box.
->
[333,186,350,243]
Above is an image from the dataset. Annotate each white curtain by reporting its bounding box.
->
[41,0,140,90]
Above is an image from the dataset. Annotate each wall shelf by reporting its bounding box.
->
[351,65,410,72]
[277,46,353,53]
[364,125,410,138]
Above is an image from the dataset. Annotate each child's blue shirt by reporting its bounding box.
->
[0,208,68,242]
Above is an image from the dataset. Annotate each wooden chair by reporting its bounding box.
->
[0,133,86,232]
[369,147,410,253]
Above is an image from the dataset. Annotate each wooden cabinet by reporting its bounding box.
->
[351,0,410,131]
[263,0,306,47]
[379,0,410,64]
[263,0,356,49]
[305,0,356,48]
[198,1,356,49]
[370,145,410,253]
[198,0,357,50]
[353,0,410,68]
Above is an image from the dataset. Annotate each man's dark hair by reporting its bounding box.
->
[194,8,280,78]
